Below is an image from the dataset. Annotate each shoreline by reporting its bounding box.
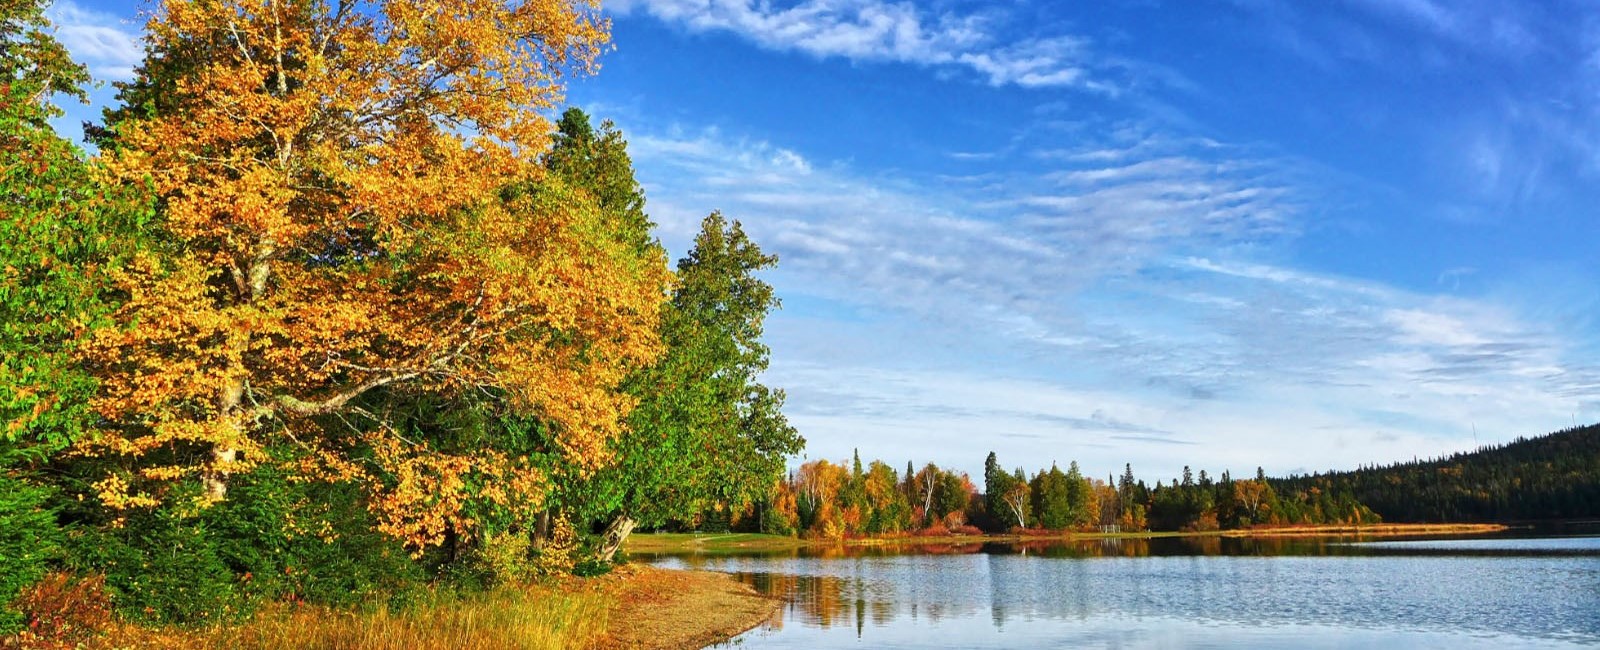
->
[625,523,1511,554]
[587,566,780,650]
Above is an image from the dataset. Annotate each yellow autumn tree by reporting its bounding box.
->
[78,0,668,550]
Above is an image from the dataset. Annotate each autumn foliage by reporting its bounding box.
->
[71,0,670,550]
[3,0,813,636]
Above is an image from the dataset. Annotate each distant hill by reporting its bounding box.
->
[1271,424,1600,523]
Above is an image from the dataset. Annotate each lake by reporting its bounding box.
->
[646,534,1600,649]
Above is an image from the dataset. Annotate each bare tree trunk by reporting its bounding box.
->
[205,379,244,500]
[531,510,551,550]
[1006,496,1027,529]
[593,515,636,564]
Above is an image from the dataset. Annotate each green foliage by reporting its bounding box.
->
[568,207,802,535]
[62,459,424,625]
[1031,465,1071,530]
[0,472,61,634]
[983,453,1021,529]
[0,1,147,633]
[1,0,149,454]
[544,108,658,258]
[570,557,614,578]
[934,470,970,524]
[1274,424,1600,523]
[64,496,245,625]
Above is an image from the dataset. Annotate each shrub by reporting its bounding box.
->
[65,502,243,626]
[4,572,112,648]
[530,517,579,577]
[62,460,425,625]
[475,531,535,585]
[759,505,796,537]
[0,474,62,635]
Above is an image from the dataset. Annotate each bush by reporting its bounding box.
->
[0,474,64,635]
[65,502,243,626]
[529,517,579,577]
[759,505,796,537]
[62,460,425,625]
[5,572,113,648]
[211,468,423,608]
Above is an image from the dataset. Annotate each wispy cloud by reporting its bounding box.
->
[47,1,143,81]
[621,116,1600,478]
[609,0,1122,91]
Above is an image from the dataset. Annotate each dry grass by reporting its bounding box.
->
[10,582,609,650]
[223,586,608,650]
[11,567,780,650]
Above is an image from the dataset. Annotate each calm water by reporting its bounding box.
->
[646,534,1600,649]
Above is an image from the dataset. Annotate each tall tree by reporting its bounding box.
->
[77,0,662,553]
[984,452,1024,530]
[1,0,140,455]
[861,461,910,533]
[0,0,147,631]
[580,212,803,561]
[1064,460,1092,528]
[543,108,656,257]
[1033,464,1071,530]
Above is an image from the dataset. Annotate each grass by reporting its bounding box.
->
[52,582,610,650]
[14,567,778,650]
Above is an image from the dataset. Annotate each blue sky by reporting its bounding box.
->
[45,0,1600,484]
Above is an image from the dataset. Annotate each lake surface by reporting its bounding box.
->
[646,534,1600,649]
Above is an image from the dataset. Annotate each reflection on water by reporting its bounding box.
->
[650,535,1600,649]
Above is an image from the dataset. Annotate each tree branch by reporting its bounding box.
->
[275,370,421,416]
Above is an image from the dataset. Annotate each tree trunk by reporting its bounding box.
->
[207,253,273,501]
[1006,498,1027,529]
[205,379,245,500]
[593,515,636,564]
[531,510,551,550]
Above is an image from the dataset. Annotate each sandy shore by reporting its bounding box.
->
[586,566,780,650]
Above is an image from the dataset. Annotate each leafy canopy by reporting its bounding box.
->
[76,0,668,553]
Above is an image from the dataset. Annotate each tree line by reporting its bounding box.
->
[708,450,1378,539]
[1271,424,1600,523]
[1,0,798,630]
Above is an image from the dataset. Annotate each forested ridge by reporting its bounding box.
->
[1272,424,1600,523]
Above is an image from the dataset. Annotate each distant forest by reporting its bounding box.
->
[1273,424,1600,523]
[708,423,1600,537]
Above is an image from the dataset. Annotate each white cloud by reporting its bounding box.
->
[1383,308,1488,348]
[47,1,143,81]
[610,0,1115,90]
[620,118,1600,478]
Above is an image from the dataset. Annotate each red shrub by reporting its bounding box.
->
[6,573,113,649]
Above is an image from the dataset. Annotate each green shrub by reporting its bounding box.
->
[0,473,63,635]
[65,498,244,626]
[62,458,426,626]
[209,465,424,609]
